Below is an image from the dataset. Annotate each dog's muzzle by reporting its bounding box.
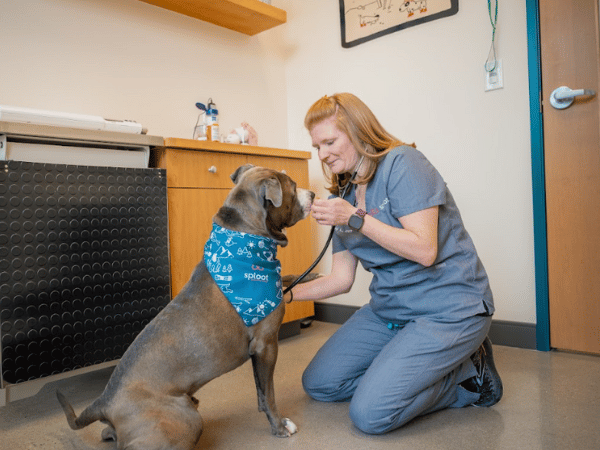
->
[297,189,315,219]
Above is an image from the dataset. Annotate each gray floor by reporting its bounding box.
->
[2,321,600,450]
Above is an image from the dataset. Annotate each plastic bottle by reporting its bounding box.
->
[193,102,207,140]
[193,113,207,140]
[205,107,219,142]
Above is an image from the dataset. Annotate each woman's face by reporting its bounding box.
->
[310,116,360,175]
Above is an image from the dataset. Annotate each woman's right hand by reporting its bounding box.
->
[311,198,356,227]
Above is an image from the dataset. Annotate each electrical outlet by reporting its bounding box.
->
[485,59,503,92]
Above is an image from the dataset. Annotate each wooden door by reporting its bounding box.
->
[539,0,600,354]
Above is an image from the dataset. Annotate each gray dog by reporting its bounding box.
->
[57,165,315,450]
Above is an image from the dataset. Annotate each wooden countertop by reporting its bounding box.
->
[160,137,312,160]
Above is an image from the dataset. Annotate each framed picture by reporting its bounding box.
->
[340,0,459,48]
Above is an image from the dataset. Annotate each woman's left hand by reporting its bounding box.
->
[311,198,356,226]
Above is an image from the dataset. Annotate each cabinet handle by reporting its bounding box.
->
[281,169,287,174]
[208,166,217,173]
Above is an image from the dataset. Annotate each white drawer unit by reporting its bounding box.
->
[0,121,163,169]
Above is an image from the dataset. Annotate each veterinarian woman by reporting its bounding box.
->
[288,93,503,434]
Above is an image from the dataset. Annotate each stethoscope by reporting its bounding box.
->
[283,155,366,294]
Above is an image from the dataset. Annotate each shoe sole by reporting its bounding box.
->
[475,337,503,407]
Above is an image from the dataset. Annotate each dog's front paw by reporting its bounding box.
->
[272,417,298,437]
[281,418,298,436]
[283,418,297,435]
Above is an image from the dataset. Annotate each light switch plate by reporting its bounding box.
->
[485,59,503,92]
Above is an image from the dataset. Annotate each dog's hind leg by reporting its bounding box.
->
[250,341,297,437]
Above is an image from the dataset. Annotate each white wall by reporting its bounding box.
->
[275,0,536,324]
[0,0,288,148]
[0,0,536,325]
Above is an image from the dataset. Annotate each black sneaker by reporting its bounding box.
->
[461,337,503,407]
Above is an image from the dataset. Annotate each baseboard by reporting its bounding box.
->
[488,319,537,350]
[279,319,301,340]
[314,302,359,325]
[313,302,537,350]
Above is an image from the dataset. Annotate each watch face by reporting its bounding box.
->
[348,214,364,231]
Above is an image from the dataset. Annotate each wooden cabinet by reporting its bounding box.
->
[153,138,315,324]
[138,0,286,35]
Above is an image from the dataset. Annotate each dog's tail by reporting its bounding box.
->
[56,390,106,430]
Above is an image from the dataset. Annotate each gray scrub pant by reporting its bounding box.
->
[302,304,492,434]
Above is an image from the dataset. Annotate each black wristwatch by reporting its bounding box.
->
[348,209,367,231]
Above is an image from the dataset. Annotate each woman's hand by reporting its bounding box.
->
[311,198,356,227]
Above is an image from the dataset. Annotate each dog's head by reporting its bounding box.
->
[213,164,314,246]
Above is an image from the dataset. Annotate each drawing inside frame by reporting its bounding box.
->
[340,0,459,48]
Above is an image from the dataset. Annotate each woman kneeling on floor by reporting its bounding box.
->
[289,93,503,434]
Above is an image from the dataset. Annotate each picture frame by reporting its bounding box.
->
[340,0,459,48]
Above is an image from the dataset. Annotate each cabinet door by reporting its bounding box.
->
[167,188,230,297]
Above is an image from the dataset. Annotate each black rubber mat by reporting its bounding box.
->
[0,160,171,385]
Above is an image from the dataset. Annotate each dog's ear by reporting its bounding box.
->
[261,177,283,207]
[230,164,255,184]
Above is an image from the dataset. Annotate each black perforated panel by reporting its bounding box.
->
[0,160,171,385]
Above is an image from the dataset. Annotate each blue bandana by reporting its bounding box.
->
[204,223,283,326]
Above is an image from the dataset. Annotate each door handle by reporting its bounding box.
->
[550,86,596,109]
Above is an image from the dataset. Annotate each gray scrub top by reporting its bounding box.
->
[332,146,494,323]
